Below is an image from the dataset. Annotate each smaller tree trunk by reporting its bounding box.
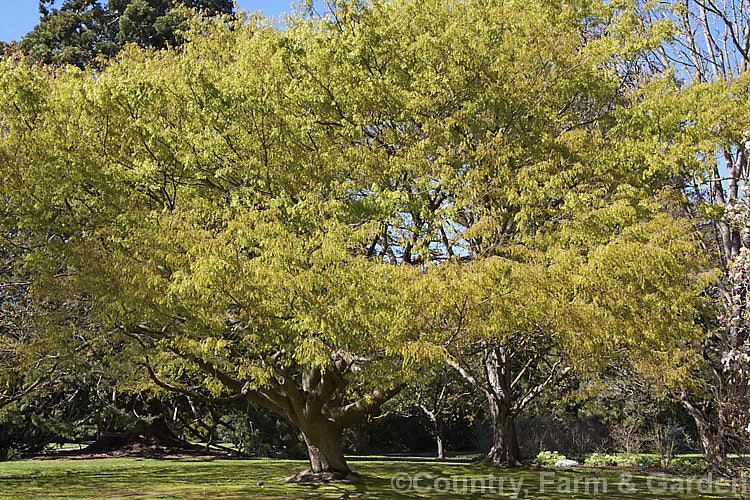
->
[355,419,368,455]
[430,417,445,459]
[482,347,523,466]
[693,417,728,473]
[700,431,728,474]
[683,398,730,475]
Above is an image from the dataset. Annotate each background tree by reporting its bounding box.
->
[620,0,750,473]
[109,0,233,49]
[384,366,469,459]
[18,0,114,67]
[0,240,53,457]
[0,231,103,456]
[17,0,233,67]
[610,65,750,473]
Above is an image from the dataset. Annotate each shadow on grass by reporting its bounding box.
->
[346,455,474,464]
[0,456,745,499]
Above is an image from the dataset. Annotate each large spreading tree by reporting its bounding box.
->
[0,0,708,476]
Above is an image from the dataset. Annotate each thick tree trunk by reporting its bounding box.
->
[483,404,522,466]
[284,415,356,482]
[449,345,566,467]
[483,348,523,466]
[301,423,350,475]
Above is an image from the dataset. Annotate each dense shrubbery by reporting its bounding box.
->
[535,451,568,467]
[582,453,706,474]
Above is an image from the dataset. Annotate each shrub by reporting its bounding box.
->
[610,423,645,455]
[584,453,658,467]
[585,452,619,466]
[650,420,690,468]
[638,455,662,468]
[585,453,687,469]
[670,457,708,475]
[535,451,566,467]
[2,447,21,461]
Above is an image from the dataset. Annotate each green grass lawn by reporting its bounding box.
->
[0,456,746,499]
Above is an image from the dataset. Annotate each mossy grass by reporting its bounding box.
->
[0,456,745,498]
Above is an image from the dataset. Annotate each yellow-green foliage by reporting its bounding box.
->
[0,0,706,400]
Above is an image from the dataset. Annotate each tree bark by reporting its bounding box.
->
[483,347,523,466]
[682,398,730,474]
[420,406,446,459]
[300,418,350,475]
[483,399,522,466]
[448,344,568,467]
[355,419,368,455]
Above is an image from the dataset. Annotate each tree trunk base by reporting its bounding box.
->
[479,454,524,468]
[482,410,523,468]
[284,469,360,484]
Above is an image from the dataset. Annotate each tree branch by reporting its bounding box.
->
[511,361,570,414]
[331,382,405,429]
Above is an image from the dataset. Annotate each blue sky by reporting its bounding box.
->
[0,1,301,43]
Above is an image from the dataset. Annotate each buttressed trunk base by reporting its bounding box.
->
[285,418,359,483]
[482,412,523,467]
